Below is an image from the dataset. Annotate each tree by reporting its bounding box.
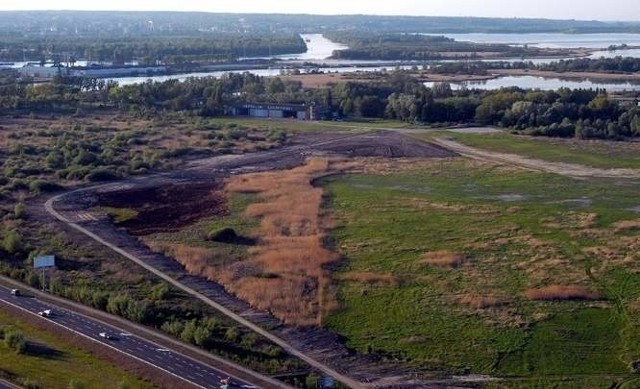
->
[14,202,26,219]
[4,328,27,354]
[3,230,22,254]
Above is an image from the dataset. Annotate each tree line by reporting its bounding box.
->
[324,32,537,61]
[432,56,640,74]
[2,70,639,140]
[0,34,306,64]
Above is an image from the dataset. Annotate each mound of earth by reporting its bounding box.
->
[314,131,456,158]
[96,182,225,235]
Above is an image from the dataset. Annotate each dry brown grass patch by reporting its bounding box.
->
[422,250,466,268]
[525,285,601,301]
[144,241,221,278]
[210,157,346,325]
[543,212,598,230]
[612,219,640,233]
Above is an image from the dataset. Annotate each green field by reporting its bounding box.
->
[322,158,640,386]
[444,131,640,169]
[206,117,422,134]
[0,311,154,388]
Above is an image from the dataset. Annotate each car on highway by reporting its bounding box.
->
[38,309,53,318]
[98,332,115,340]
[10,289,20,296]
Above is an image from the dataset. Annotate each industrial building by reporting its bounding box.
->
[231,102,325,120]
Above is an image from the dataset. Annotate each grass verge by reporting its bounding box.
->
[0,310,154,389]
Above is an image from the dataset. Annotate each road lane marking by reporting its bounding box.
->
[0,298,205,388]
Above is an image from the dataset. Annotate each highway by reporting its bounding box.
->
[0,285,256,389]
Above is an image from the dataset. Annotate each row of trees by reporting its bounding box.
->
[430,56,640,75]
[2,70,639,140]
[336,77,640,139]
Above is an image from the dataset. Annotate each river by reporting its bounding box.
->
[439,33,640,49]
[23,32,640,91]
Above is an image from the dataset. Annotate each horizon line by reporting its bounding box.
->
[0,10,637,23]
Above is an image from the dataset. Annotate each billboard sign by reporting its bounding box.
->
[34,255,55,269]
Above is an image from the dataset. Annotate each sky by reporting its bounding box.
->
[0,0,638,22]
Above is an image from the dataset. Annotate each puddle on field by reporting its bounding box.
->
[548,198,593,207]
[478,194,529,202]
[464,183,478,192]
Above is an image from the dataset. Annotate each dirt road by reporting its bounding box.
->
[432,137,640,179]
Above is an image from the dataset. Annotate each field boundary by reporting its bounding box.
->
[432,137,640,178]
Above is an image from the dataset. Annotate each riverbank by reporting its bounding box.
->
[493,68,640,82]
[278,67,640,89]
[279,71,497,88]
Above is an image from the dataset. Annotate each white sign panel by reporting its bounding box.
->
[34,255,55,269]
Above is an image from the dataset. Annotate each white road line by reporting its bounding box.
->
[0,297,206,388]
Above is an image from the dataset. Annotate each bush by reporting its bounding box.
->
[28,180,63,194]
[21,378,42,389]
[4,328,27,354]
[305,373,320,389]
[68,379,86,389]
[224,326,239,342]
[267,129,287,142]
[14,202,26,218]
[161,319,184,337]
[84,168,119,182]
[207,227,238,243]
[3,230,22,254]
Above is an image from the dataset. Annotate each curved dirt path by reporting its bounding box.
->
[432,137,640,179]
[44,191,364,389]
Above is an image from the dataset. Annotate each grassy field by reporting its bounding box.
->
[207,117,422,134]
[443,131,640,169]
[0,310,154,388]
[322,158,640,386]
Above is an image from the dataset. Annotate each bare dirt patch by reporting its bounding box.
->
[525,285,602,301]
[315,132,454,158]
[96,182,226,235]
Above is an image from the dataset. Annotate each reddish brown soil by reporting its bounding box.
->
[96,182,226,235]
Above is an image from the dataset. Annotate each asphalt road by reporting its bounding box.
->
[0,286,255,389]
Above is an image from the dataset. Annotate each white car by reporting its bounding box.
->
[99,332,114,340]
[38,309,53,318]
